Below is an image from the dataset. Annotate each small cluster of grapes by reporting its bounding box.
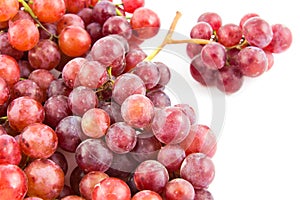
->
[0,0,217,200]
[186,12,292,94]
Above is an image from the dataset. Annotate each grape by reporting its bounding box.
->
[0,0,19,22]
[81,108,110,138]
[30,0,66,23]
[146,90,171,108]
[90,36,125,67]
[105,122,137,154]
[77,8,93,26]
[64,0,90,14]
[75,138,113,173]
[19,123,58,159]
[190,22,213,40]
[180,153,215,189]
[106,153,139,181]
[70,166,85,196]
[155,61,171,86]
[39,22,57,39]
[0,164,27,200]
[61,195,85,200]
[28,69,55,92]
[79,171,109,200]
[24,158,65,199]
[49,151,68,175]
[152,106,191,144]
[92,1,116,25]
[194,189,214,200]
[216,23,243,47]
[24,197,44,200]
[57,185,75,199]
[130,7,160,39]
[134,160,169,193]
[0,54,20,86]
[121,94,154,128]
[180,124,217,157]
[55,115,83,152]
[238,46,268,77]
[174,103,197,125]
[226,48,240,66]
[62,57,87,89]
[11,79,45,103]
[86,22,103,44]
[216,65,244,94]
[68,86,98,116]
[7,96,45,132]
[186,43,203,59]
[47,78,72,97]
[132,61,161,89]
[130,132,162,162]
[124,48,147,72]
[197,12,222,31]
[56,13,85,35]
[8,19,40,51]
[74,61,109,89]
[28,39,61,70]
[157,144,186,172]
[92,177,131,200]
[0,32,24,60]
[164,178,195,200]
[122,0,145,13]
[18,60,33,79]
[0,77,10,106]
[0,125,7,135]
[131,190,162,200]
[264,24,293,53]
[0,134,22,165]
[265,51,274,70]
[201,42,226,70]
[242,17,273,48]
[102,16,132,40]
[58,26,91,57]
[239,13,259,28]
[112,73,146,105]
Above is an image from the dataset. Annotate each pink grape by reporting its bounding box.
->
[200,42,226,70]
[216,65,244,94]
[0,134,22,165]
[164,178,195,200]
[157,144,186,172]
[197,12,222,31]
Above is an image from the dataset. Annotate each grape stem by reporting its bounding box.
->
[18,0,58,39]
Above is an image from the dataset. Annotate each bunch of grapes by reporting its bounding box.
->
[187,12,292,94]
[0,0,292,200]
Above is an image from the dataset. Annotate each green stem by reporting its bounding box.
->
[0,116,8,121]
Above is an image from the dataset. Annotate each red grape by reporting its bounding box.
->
[92,177,131,200]
[30,0,66,23]
[124,48,147,72]
[201,42,226,70]
[134,160,169,193]
[92,1,116,25]
[62,196,85,200]
[0,134,22,165]
[8,19,40,51]
[0,77,9,106]
[79,171,109,200]
[180,124,217,157]
[146,90,171,108]
[238,46,268,77]
[19,123,58,159]
[64,0,90,14]
[0,54,20,86]
[7,96,45,132]
[180,153,215,189]
[151,106,191,144]
[11,79,45,103]
[56,13,85,35]
[242,17,273,48]
[194,189,214,200]
[28,69,56,91]
[216,65,244,94]
[75,138,113,173]
[121,94,155,128]
[190,21,213,40]
[239,13,259,28]
[130,7,160,39]
[0,0,19,22]
[81,108,110,138]
[49,151,68,175]
[0,32,24,60]
[47,78,72,97]
[164,178,195,200]
[77,8,93,26]
[24,158,65,199]
[62,57,87,89]
[28,39,61,70]
[105,122,137,154]
[157,144,186,172]
[0,164,27,200]
[102,16,132,40]
[198,12,222,31]
[216,23,243,47]
[122,0,145,13]
[132,61,161,89]
[86,22,103,43]
[131,190,162,200]
[59,26,91,57]
[264,24,293,53]
[174,103,197,125]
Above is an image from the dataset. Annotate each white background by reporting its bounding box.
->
[144,0,300,199]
